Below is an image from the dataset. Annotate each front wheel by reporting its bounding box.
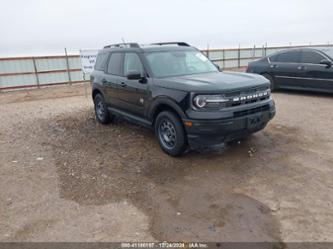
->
[155,111,187,157]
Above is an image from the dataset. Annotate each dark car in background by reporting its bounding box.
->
[247,47,333,93]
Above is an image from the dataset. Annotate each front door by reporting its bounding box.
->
[298,50,333,91]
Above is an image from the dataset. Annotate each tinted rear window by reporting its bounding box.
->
[107,53,123,75]
[275,51,300,63]
[94,52,109,71]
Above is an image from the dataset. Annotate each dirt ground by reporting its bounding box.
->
[0,84,332,242]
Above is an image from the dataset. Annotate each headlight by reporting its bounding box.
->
[192,89,271,110]
[193,95,207,108]
[193,95,229,109]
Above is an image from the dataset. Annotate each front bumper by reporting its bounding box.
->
[183,101,276,150]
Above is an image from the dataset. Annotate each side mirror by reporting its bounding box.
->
[214,63,221,71]
[126,71,147,84]
[127,71,142,80]
[320,59,332,68]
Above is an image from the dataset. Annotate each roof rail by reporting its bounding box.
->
[150,42,190,47]
[103,43,140,49]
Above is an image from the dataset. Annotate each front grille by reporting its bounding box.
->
[194,86,271,111]
[226,95,269,108]
[219,87,271,109]
[233,105,270,118]
[224,85,269,97]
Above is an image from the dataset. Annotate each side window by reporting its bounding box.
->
[94,53,109,71]
[300,51,325,64]
[269,54,279,62]
[107,53,123,75]
[124,53,143,76]
[275,51,300,63]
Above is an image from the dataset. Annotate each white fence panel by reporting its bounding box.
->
[1,44,332,90]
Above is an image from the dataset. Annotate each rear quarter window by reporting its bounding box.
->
[107,53,123,76]
[94,52,109,71]
[269,54,279,62]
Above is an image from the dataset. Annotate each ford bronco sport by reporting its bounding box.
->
[91,42,276,156]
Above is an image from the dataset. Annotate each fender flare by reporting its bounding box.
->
[92,84,106,100]
[148,97,187,122]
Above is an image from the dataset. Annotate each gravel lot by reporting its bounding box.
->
[0,84,332,242]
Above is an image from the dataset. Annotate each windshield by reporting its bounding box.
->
[316,47,333,59]
[318,48,333,59]
[145,50,218,78]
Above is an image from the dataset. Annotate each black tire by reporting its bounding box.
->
[262,74,276,91]
[155,111,187,157]
[94,93,113,124]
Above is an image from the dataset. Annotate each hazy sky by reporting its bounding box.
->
[1,0,332,56]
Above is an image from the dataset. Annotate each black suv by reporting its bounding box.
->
[91,42,276,156]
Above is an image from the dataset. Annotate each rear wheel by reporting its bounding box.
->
[155,111,187,157]
[262,74,276,91]
[94,93,113,124]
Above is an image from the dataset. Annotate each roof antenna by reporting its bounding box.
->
[121,37,126,44]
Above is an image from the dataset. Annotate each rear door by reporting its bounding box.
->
[104,53,124,108]
[298,49,333,91]
[268,50,301,89]
[119,52,149,118]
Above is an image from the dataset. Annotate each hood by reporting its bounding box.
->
[154,71,270,92]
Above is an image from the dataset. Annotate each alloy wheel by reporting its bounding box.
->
[158,119,177,149]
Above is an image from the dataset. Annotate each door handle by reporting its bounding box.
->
[270,64,277,69]
[102,79,108,84]
[120,82,127,87]
[297,65,307,70]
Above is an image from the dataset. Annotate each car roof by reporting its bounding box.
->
[99,42,198,53]
[316,47,333,52]
[267,47,333,60]
[269,47,331,55]
[299,47,332,54]
[102,46,196,53]
[267,47,333,57]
